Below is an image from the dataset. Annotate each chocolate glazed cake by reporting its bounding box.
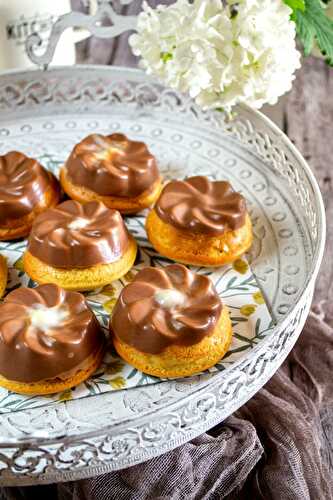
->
[110,264,232,378]
[146,176,253,267]
[23,200,137,291]
[111,264,222,354]
[65,133,160,197]
[0,151,60,240]
[0,284,105,392]
[60,133,162,213]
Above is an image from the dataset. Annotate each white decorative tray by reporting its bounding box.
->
[0,65,325,485]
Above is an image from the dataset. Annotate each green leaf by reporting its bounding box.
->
[230,316,249,322]
[160,52,173,63]
[128,367,138,379]
[293,0,333,64]
[214,363,226,371]
[222,344,249,359]
[226,276,237,289]
[283,0,305,11]
[2,399,23,408]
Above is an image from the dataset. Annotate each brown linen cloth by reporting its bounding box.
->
[1,306,332,500]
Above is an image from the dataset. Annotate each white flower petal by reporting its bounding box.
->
[130,0,300,111]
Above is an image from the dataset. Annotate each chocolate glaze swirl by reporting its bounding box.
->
[111,264,222,354]
[0,284,104,383]
[0,151,57,223]
[65,133,160,197]
[27,200,131,268]
[155,176,247,236]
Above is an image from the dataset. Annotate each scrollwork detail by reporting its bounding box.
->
[26,1,138,69]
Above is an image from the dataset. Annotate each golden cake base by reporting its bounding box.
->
[112,306,232,378]
[23,237,137,291]
[146,209,253,266]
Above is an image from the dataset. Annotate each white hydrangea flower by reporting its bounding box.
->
[129,0,301,110]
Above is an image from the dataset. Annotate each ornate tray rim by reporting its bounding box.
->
[0,65,326,483]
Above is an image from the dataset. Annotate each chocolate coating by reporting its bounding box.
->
[27,200,131,268]
[0,151,57,224]
[0,284,104,383]
[65,133,160,197]
[155,176,247,236]
[111,264,222,354]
